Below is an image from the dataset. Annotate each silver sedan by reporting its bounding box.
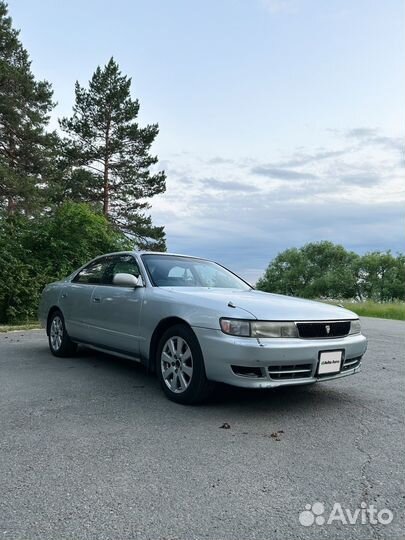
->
[39,251,367,403]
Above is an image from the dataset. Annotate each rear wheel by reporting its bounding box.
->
[156,324,214,404]
[48,310,77,357]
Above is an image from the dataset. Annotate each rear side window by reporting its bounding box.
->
[73,258,111,284]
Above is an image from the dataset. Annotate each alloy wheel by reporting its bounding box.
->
[50,315,63,351]
[161,336,193,393]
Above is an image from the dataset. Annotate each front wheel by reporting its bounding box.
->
[48,310,77,357]
[156,324,214,404]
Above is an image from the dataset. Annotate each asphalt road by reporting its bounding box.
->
[0,317,404,540]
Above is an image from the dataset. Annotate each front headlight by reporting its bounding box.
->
[219,318,298,338]
[251,321,298,338]
[349,319,361,335]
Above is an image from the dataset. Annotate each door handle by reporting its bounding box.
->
[93,297,101,303]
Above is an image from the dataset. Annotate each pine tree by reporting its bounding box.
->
[0,1,56,214]
[60,58,166,250]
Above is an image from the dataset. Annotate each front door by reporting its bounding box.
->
[86,254,144,357]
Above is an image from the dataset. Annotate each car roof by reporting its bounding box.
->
[98,251,207,261]
[137,251,206,260]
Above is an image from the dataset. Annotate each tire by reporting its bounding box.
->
[48,310,78,357]
[156,324,214,404]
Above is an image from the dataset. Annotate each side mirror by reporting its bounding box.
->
[113,273,143,288]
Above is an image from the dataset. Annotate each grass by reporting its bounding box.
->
[0,322,41,333]
[334,301,405,321]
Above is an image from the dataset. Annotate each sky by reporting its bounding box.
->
[8,0,405,283]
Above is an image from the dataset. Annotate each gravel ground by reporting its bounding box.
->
[0,317,404,540]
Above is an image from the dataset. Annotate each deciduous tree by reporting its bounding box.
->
[0,203,131,323]
[257,241,364,300]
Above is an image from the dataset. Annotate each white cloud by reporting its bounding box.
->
[150,128,405,281]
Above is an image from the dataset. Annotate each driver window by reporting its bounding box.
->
[73,258,109,284]
[104,255,140,285]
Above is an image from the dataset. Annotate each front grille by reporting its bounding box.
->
[342,356,361,371]
[296,321,351,339]
[268,363,313,380]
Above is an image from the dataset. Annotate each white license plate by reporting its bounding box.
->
[318,350,343,375]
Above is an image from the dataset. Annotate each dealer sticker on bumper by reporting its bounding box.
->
[318,350,343,375]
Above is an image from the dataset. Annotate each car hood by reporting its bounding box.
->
[161,288,357,321]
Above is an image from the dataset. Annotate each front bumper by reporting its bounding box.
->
[192,327,367,388]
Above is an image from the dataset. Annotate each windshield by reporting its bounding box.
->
[142,255,252,290]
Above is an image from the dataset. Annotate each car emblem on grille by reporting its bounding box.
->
[325,325,331,335]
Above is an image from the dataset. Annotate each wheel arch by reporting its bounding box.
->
[148,316,192,372]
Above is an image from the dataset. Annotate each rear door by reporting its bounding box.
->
[60,257,111,342]
[86,254,145,357]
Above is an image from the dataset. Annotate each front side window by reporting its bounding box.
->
[103,255,141,285]
[142,255,251,290]
[73,258,110,285]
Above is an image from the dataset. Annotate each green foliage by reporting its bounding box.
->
[31,202,131,278]
[0,3,167,323]
[0,203,131,323]
[358,252,405,302]
[0,1,57,214]
[59,57,166,250]
[257,241,405,302]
